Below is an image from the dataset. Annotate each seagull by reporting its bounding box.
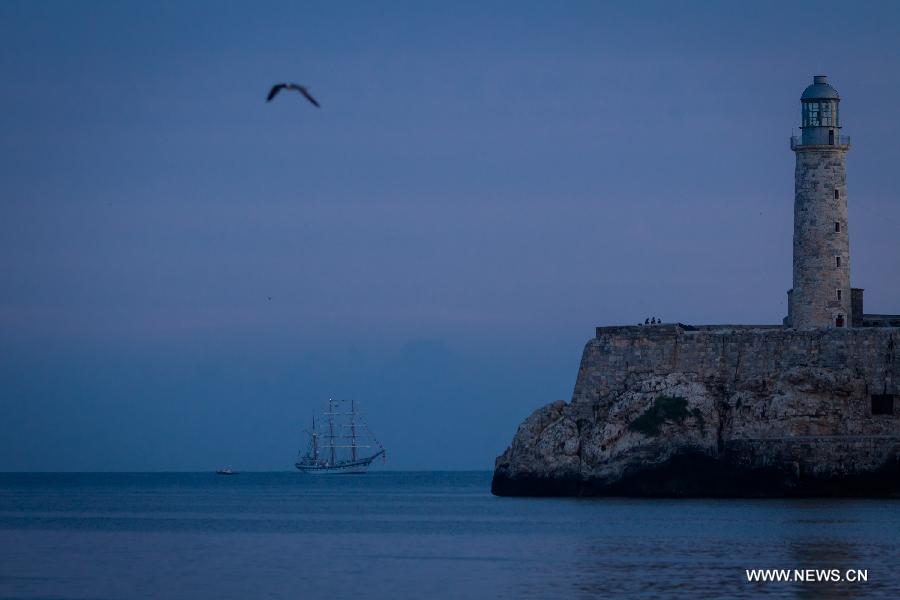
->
[266,83,320,107]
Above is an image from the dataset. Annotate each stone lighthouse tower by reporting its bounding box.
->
[787,75,852,329]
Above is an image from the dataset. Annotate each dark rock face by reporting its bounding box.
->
[492,325,900,497]
[493,450,900,497]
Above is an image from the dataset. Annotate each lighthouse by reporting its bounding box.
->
[786,75,853,329]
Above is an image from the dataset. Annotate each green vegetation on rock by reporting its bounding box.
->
[628,395,691,436]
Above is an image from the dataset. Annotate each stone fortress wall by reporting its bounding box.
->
[578,325,899,429]
[492,324,900,496]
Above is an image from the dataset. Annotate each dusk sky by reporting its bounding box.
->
[2,1,899,470]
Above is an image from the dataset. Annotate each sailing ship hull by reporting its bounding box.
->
[295,451,383,475]
[295,463,370,475]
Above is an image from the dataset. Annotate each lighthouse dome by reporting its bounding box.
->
[801,75,840,100]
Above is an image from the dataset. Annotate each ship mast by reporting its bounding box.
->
[351,399,358,462]
[311,415,318,461]
[328,397,336,466]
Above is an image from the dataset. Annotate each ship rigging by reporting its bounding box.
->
[295,398,385,474]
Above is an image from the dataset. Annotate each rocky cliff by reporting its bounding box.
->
[492,325,900,497]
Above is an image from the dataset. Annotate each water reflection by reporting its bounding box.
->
[512,498,899,599]
[789,539,865,599]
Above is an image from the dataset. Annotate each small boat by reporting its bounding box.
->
[295,398,385,474]
[216,467,238,475]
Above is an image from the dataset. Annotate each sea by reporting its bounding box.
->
[0,471,898,599]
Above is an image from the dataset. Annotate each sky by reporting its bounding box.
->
[1,1,899,471]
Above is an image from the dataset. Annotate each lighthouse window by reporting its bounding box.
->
[821,102,833,126]
[837,289,842,301]
[835,221,841,232]
[804,102,821,127]
[871,394,895,416]
[834,189,840,199]
[835,256,841,268]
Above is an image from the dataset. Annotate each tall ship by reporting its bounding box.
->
[295,398,386,474]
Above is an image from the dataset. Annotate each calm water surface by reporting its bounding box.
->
[0,472,898,599]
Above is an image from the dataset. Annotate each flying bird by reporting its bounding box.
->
[266,83,320,107]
